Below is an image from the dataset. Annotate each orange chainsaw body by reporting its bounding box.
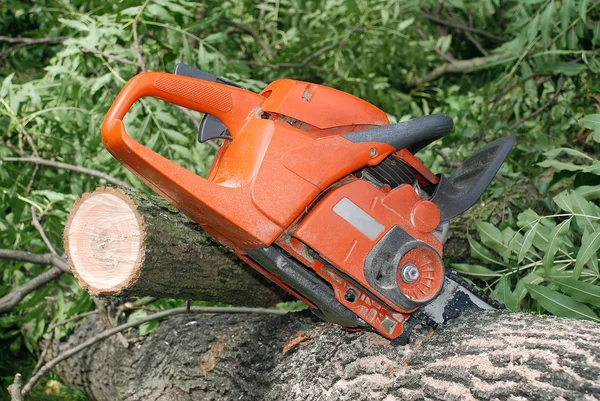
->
[102,72,449,342]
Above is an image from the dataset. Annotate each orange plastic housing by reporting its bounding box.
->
[102,72,395,249]
[102,72,445,340]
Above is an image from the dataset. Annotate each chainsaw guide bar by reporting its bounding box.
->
[101,63,515,343]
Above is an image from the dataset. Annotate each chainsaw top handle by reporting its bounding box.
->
[102,72,264,148]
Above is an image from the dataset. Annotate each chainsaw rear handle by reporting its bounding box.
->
[102,72,264,147]
[341,114,454,154]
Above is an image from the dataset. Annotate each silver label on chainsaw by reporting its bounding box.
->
[333,198,384,240]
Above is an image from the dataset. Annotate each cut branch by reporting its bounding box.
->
[63,187,289,304]
[0,157,134,190]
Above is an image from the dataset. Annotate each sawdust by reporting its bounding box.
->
[198,339,226,376]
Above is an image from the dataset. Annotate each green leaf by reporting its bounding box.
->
[553,191,573,212]
[543,217,571,273]
[544,147,593,160]
[561,0,573,34]
[546,62,587,76]
[573,227,600,279]
[525,284,600,321]
[575,185,600,200]
[476,221,508,256]
[162,128,189,143]
[451,264,501,279]
[468,235,503,266]
[538,159,586,172]
[551,277,600,307]
[90,73,113,96]
[519,220,539,263]
[495,276,516,310]
[580,0,590,22]
[580,114,600,133]
[139,319,159,336]
[515,272,544,307]
[570,191,597,231]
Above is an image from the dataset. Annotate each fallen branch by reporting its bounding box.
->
[0,157,134,190]
[408,53,505,87]
[21,306,290,398]
[0,250,71,313]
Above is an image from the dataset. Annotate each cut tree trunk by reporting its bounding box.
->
[63,187,288,306]
[51,310,600,401]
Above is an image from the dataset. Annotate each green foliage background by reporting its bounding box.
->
[0,0,599,398]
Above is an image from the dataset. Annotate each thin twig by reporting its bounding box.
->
[446,11,489,56]
[421,12,508,42]
[0,157,134,190]
[224,20,273,60]
[302,23,362,65]
[49,310,99,331]
[232,60,330,72]
[0,36,67,45]
[509,76,566,130]
[416,29,455,63]
[30,335,53,378]
[132,19,147,72]
[80,48,141,67]
[21,306,291,398]
[0,36,66,61]
[94,297,129,348]
[30,207,58,255]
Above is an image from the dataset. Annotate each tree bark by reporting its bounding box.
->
[63,187,288,306]
[51,310,600,401]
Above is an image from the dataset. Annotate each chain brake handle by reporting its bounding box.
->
[101,72,264,206]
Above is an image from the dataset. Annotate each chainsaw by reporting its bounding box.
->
[101,64,514,345]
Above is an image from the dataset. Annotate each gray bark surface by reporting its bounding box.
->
[52,310,600,401]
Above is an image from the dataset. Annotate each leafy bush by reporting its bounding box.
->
[0,0,599,398]
[460,114,600,320]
